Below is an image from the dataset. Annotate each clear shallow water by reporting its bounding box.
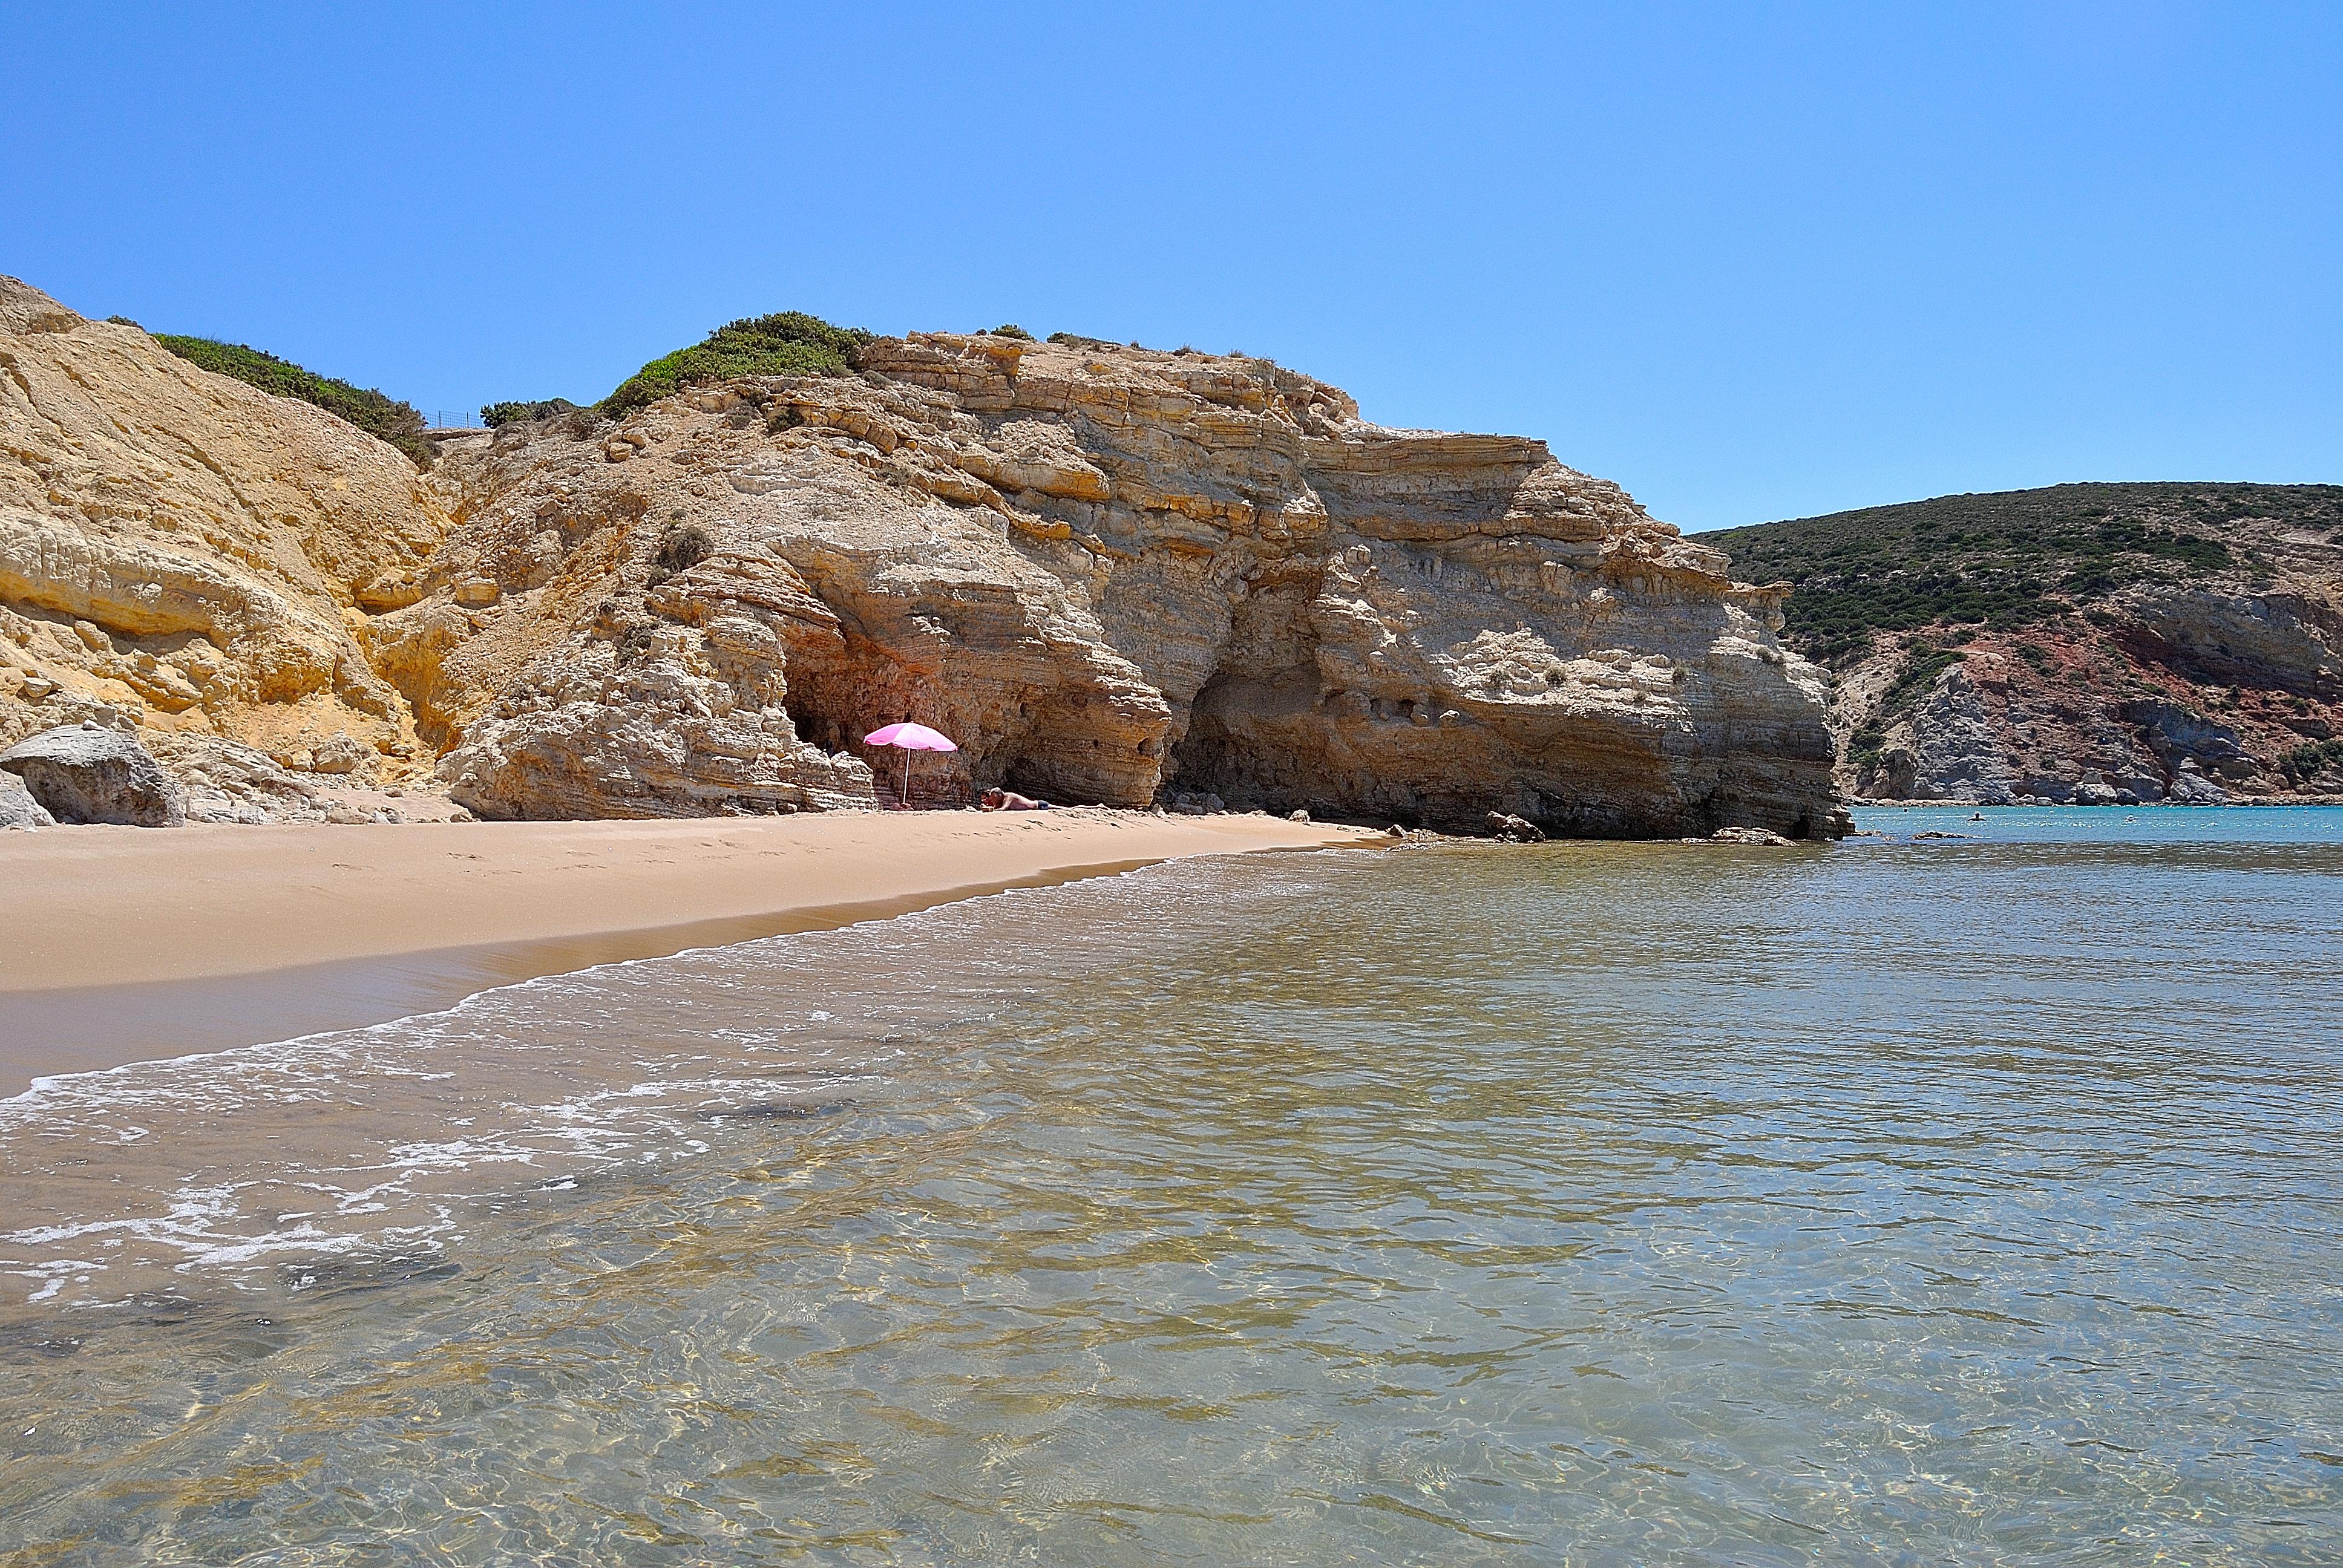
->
[3,810,2341,1564]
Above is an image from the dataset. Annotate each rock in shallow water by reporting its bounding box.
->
[1706,826,1795,846]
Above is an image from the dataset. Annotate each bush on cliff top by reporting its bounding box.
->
[154,334,434,467]
[600,312,873,419]
[481,397,580,428]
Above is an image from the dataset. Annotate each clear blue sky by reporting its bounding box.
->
[9,2,2338,532]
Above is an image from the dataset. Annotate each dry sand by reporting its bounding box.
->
[0,809,1381,1094]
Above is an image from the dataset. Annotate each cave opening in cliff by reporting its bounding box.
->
[1169,668,1325,814]
[779,689,859,758]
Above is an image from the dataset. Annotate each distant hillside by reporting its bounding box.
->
[1706,483,2343,804]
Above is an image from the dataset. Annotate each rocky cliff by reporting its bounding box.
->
[2,278,1843,837]
[1708,484,2343,805]
[0,276,447,806]
[396,332,1840,835]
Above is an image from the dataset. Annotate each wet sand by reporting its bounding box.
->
[0,809,1378,1094]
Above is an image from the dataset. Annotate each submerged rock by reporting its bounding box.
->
[0,722,186,825]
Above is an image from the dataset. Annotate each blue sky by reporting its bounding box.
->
[8,2,2338,532]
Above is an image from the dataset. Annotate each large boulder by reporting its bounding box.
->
[0,766,54,827]
[2166,760,2230,806]
[0,722,188,825]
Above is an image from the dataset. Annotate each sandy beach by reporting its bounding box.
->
[0,809,1378,1093]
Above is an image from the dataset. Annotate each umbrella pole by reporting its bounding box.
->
[901,751,911,809]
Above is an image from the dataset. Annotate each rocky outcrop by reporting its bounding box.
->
[1705,826,1795,846]
[1837,573,2342,805]
[1715,484,2343,803]
[143,733,334,823]
[1,279,1841,837]
[0,276,448,795]
[398,333,1840,835]
[0,722,187,825]
[0,766,54,828]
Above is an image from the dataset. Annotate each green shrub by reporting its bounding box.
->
[989,324,1034,341]
[482,397,580,428]
[1878,645,1965,719]
[2281,737,2343,783]
[155,334,433,466]
[601,311,873,419]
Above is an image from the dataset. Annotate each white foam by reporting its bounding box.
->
[0,852,1355,1311]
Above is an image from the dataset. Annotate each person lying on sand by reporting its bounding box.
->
[980,787,1052,811]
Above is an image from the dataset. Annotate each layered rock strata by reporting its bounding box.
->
[401,333,1839,835]
[0,278,447,805]
[1,277,1841,836]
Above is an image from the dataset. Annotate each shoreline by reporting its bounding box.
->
[1844,796,2343,808]
[0,809,1380,1096]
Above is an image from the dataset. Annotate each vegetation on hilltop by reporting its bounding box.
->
[480,397,580,428]
[1706,483,2342,665]
[154,335,434,466]
[600,312,873,419]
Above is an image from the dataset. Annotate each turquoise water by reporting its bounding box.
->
[2,809,2340,1564]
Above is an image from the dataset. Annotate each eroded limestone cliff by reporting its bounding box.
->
[0,276,447,798]
[399,332,1839,835]
[1,278,1842,836]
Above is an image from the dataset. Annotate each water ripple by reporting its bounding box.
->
[1,817,2340,1563]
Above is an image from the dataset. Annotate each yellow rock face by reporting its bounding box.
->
[0,283,1841,836]
[0,278,448,774]
[408,333,1841,835]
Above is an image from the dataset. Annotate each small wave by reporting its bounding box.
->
[0,854,1341,1315]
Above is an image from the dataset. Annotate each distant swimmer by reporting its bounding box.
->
[981,787,1052,811]
[1969,812,1985,822]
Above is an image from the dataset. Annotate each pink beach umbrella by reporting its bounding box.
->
[863,721,959,808]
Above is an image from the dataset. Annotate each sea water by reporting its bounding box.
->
[2,808,2339,1564]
